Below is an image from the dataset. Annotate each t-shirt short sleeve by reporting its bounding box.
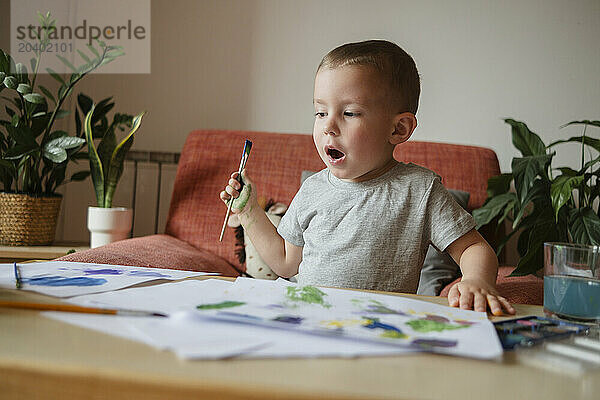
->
[423,178,476,252]
[277,190,305,247]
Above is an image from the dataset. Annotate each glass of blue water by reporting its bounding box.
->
[544,242,600,323]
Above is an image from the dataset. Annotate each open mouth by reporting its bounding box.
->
[325,145,346,163]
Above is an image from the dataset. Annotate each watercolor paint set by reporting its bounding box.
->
[494,315,590,350]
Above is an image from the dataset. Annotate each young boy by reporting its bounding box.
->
[221,40,515,316]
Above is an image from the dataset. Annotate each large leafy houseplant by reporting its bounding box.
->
[83,102,145,208]
[0,12,124,195]
[473,118,600,276]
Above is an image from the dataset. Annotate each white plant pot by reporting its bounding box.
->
[87,207,133,248]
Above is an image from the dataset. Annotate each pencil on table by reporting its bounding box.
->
[0,300,167,317]
[219,140,253,242]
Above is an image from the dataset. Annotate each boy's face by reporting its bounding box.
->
[313,65,405,182]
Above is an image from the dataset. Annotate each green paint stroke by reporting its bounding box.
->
[232,183,252,211]
[286,286,330,308]
[407,319,470,333]
[197,301,246,310]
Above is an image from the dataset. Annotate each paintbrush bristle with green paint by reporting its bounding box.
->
[219,140,253,242]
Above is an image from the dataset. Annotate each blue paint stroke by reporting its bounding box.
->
[83,268,124,275]
[23,276,107,287]
[128,270,170,278]
[362,318,403,333]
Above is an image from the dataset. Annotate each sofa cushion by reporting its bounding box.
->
[439,266,543,305]
[55,234,241,277]
[165,130,325,269]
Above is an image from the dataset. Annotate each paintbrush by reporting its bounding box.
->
[219,140,253,242]
[0,300,167,317]
[13,262,22,289]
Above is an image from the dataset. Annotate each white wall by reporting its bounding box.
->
[2,0,599,243]
[74,0,600,172]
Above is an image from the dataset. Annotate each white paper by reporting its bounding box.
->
[67,278,233,313]
[44,311,270,360]
[0,261,217,297]
[64,278,500,359]
[194,278,502,359]
[65,279,417,359]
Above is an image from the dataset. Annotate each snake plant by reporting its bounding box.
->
[83,104,145,208]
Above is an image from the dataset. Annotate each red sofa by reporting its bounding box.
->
[57,130,543,304]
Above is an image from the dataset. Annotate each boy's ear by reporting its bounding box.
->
[390,112,417,145]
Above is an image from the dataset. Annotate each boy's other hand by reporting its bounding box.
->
[447,278,516,316]
[220,169,257,215]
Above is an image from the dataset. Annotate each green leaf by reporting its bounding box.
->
[550,175,584,220]
[43,145,67,163]
[473,192,517,229]
[4,106,15,117]
[56,55,78,73]
[548,136,600,153]
[70,170,90,181]
[38,85,56,104]
[486,173,513,197]
[511,208,559,276]
[84,105,105,207]
[104,111,145,207]
[554,167,578,177]
[15,63,28,83]
[0,72,5,84]
[6,123,37,146]
[77,49,92,64]
[46,135,86,150]
[77,93,94,114]
[46,68,65,85]
[512,154,553,205]
[75,109,82,137]
[579,155,600,175]
[512,178,549,228]
[86,43,100,58]
[54,109,70,120]
[0,50,8,73]
[505,118,546,157]
[4,143,38,159]
[3,76,17,89]
[569,208,600,246]
[16,83,32,95]
[23,93,46,104]
[560,120,600,129]
[97,123,117,183]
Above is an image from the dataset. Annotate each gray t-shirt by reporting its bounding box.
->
[277,162,476,293]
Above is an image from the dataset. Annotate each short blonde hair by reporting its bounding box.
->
[317,40,420,114]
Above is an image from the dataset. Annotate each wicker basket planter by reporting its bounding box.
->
[0,192,62,245]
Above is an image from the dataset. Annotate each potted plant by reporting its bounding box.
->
[83,102,145,248]
[473,118,600,276]
[0,12,124,245]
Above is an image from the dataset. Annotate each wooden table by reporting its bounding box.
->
[0,242,89,263]
[0,277,598,400]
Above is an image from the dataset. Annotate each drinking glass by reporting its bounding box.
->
[543,242,600,323]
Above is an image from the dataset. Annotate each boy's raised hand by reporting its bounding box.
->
[447,277,515,316]
[220,169,257,215]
